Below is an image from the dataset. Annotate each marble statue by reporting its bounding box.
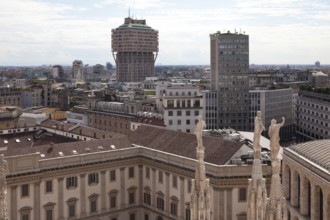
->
[195,115,206,148]
[191,115,210,220]
[268,117,285,161]
[253,111,265,159]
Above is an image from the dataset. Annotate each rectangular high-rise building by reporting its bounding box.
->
[112,17,159,82]
[210,31,249,130]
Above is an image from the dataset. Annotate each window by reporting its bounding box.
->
[88,173,99,185]
[177,111,182,116]
[130,213,135,220]
[44,202,55,220]
[68,204,75,217]
[169,120,173,125]
[90,200,97,213]
[46,209,53,220]
[109,190,118,209]
[66,176,78,189]
[144,187,151,205]
[66,198,78,218]
[157,192,165,211]
[172,175,178,188]
[19,206,32,220]
[145,214,149,220]
[177,120,181,125]
[128,187,137,205]
[158,171,163,183]
[186,110,191,116]
[238,188,247,202]
[146,167,150,179]
[21,184,29,197]
[170,198,178,216]
[45,180,52,193]
[194,110,199,116]
[185,207,191,220]
[110,170,116,181]
[129,167,135,178]
[168,111,173,116]
[187,179,192,193]
[186,119,190,125]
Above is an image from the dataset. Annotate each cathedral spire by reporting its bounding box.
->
[0,154,8,220]
[247,111,268,220]
[266,118,287,220]
[191,115,211,220]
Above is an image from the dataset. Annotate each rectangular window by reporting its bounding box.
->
[110,170,116,181]
[169,120,173,125]
[21,184,29,197]
[145,214,149,220]
[186,208,191,220]
[171,202,178,216]
[146,167,150,179]
[129,192,135,204]
[68,204,75,217]
[45,180,52,193]
[186,110,191,116]
[188,180,192,193]
[172,175,177,188]
[144,192,151,205]
[21,214,29,220]
[90,200,97,213]
[194,110,199,116]
[239,188,247,202]
[157,197,164,210]
[177,120,181,125]
[168,111,173,116]
[110,195,117,208]
[186,119,190,125]
[158,171,163,183]
[66,176,78,189]
[129,167,134,178]
[46,209,53,220]
[88,173,99,185]
[130,213,135,220]
[177,111,182,116]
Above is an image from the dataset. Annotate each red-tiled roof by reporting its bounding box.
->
[128,125,243,165]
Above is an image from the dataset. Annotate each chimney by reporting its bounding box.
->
[47,142,54,154]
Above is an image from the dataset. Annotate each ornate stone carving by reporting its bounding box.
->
[191,116,211,220]
[0,154,8,220]
[253,111,265,159]
[266,118,287,220]
[248,112,267,220]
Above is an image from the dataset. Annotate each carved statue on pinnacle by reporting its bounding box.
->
[195,115,206,149]
[253,111,265,159]
[268,117,285,161]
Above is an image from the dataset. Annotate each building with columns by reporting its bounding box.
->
[282,139,330,220]
[1,123,273,220]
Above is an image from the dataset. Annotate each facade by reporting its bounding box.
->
[162,83,204,133]
[2,124,272,220]
[202,90,218,129]
[52,65,64,79]
[112,17,159,82]
[249,88,294,141]
[210,31,249,130]
[0,106,22,129]
[282,139,330,220]
[295,90,330,142]
[0,87,21,107]
[73,60,84,81]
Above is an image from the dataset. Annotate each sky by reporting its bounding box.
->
[1,0,330,66]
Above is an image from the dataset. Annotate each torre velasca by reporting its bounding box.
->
[112,17,159,82]
[210,31,250,130]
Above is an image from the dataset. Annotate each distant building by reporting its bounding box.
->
[72,60,84,81]
[210,31,249,130]
[106,62,113,70]
[249,88,294,141]
[52,65,64,79]
[315,60,320,68]
[112,17,159,82]
[0,87,21,107]
[93,64,104,75]
[162,83,204,133]
[296,89,330,142]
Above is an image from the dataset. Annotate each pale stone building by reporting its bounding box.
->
[1,124,272,220]
[282,139,330,220]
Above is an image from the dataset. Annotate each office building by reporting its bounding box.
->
[72,60,84,81]
[112,17,159,82]
[210,31,249,130]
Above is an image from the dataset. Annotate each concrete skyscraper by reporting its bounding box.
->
[210,31,249,130]
[112,17,159,82]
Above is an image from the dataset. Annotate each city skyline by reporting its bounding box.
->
[1,0,330,66]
